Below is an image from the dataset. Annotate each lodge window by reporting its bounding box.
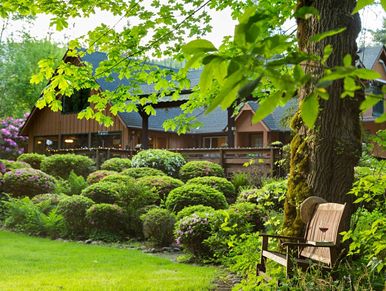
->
[250,133,264,147]
[62,134,89,149]
[34,136,59,153]
[203,136,227,148]
[373,99,384,117]
[91,132,122,148]
[62,89,90,114]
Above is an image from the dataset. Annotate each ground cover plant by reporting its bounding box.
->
[0,231,218,290]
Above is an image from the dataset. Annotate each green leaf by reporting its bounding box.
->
[310,27,346,42]
[352,68,381,80]
[238,77,261,100]
[301,93,319,128]
[182,39,217,56]
[381,0,386,11]
[294,6,320,20]
[352,0,374,14]
[343,54,352,67]
[322,44,333,65]
[252,91,281,123]
[375,113,386,123]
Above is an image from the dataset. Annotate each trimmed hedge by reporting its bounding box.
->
[122,167,166,179]
[176,205,215,221]
[40,154,95,179]
[165,184,228,213]
[141,208,176,247]
[2,168,56,198]
[81,182,120,204]
[131,149,186,177]
[100,174,135,185]
[17,153,46,169]
[179,161,224,181]
[187,176,236,204]
[86,170,117,184]
[137,175,184,201]
[100,158,132,172]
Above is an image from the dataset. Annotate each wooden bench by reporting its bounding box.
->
[257,196,349,278]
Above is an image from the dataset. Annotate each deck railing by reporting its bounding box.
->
[48,146,283,177]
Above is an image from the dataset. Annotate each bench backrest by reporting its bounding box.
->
[300,202,347,266]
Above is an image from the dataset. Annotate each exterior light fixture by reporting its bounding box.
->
[64,139,74,143]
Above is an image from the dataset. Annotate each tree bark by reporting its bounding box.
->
[284,0,362,236]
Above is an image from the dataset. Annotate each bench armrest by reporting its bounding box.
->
[259,233,304,241]
[281,241,335,247]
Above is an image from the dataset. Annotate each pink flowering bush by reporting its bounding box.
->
[0,116,28,159]
[2,168,56,198]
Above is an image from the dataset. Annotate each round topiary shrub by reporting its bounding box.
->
[86,203,127,241]
[141,208,176,247]
[187,176,236,204]
[32,193,67,213]
[176,205,215,221]
[100,174,135,185]
[131,149,186,177]
[100,158,132,172]
[57,195,95,237]
[81,182,120,204]
[40,154,95,179]
[137,175,184,201]
[86,170,117,184]
[17,153,46,169]
[2,168,56,198]
[122,167,166,179]
[165,184,228,213]
[179,161,225,181]
[0,159,31,172]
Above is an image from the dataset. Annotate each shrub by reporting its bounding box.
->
[54,170,88,196]
[231,172,253,193]
[166,184,228,213]
[122,167,166,179]
[141,208,176,247]
[187,176,236,204]
[137,175,184,201]
[57,195,94,238]
[2,168,56,198]
[131,149,186,177]
[100,158,132,172]
[229,202,265,231]
[17,153,46,169]
[0,161,5,174]
[41,154,95,179]
[176,205,215,221]
[86,203,127,241]
[86,170,117,184]
[179,161,224,181]
[81,182,120,204]
[32,193,66,214]
[0,116,28,159]
[100,173,135,185]
[0,159,31,172]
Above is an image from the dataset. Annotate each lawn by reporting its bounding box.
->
[0,231,218,290]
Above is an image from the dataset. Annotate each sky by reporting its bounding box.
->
[1,4,385,48]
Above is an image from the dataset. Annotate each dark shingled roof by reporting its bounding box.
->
[358,46,384,70]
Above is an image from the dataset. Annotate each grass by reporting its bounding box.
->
[0,231,218,290]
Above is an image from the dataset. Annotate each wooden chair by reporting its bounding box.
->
[257,196,348,278]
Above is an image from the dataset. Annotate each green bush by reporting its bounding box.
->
[131,149,186,177]
[32,193,66,214]
[137,175,184,201]
[57,195,95,238]
[176,205,215,221]
[141,208,176,247]
[122,167,166,179]
[86,203,127,241]
[187,176,236,204]
[0,159,31,171]
[40,154,95,179]
[165,184,228,213]
[231,172,253,193]
[17,153,46,169]
[54,170,88,196]
[86,170,117,184]
[2,168,56,198]
[229,202,265,231]
[100,158,132,172]
[100,174,135,185]
[179,161,224,181]
[81,182,120,204]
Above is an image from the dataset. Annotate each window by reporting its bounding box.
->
[203,136,227,148]
[62,134,89,149]
[34,136,59,153]
[250,133,264,147]
[91,132,122,148]
[62,89,90,114]
[373,100,384,117]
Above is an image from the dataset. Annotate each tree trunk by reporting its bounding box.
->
[284,0,362,236]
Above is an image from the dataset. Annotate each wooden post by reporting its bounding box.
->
[270,147,274,176]
[139,109,149,150]
[95,149,100,169]
[88,133,92,148]
[219,148,225,176]
[227,107,235,147]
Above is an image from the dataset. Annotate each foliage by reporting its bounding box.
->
[54,170,88,196]
[86,170,117,184]
[229,202,265,232]
[275,143,290,176]
[179,161,225,181]
[141,208,176,247]
[3,197,64,238]
[40,154,95,179]
[176,205,215,221]
[371,17,386,45]
[231,172,253,194]
[100,158,132,172]
[0,116,28,159]
[16,153,46,169]
[100,173,135,184]
[137,175,184,201]
[2,168,56,198]
[186,176,236,204]
[165,184,228,213]
[57,195,94,238]
[81,182,120,204]
[32,193,66,214]
[121,167,166,179]
[0,159,31,171]
[86,203,127,241]
[131,149,186,177]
